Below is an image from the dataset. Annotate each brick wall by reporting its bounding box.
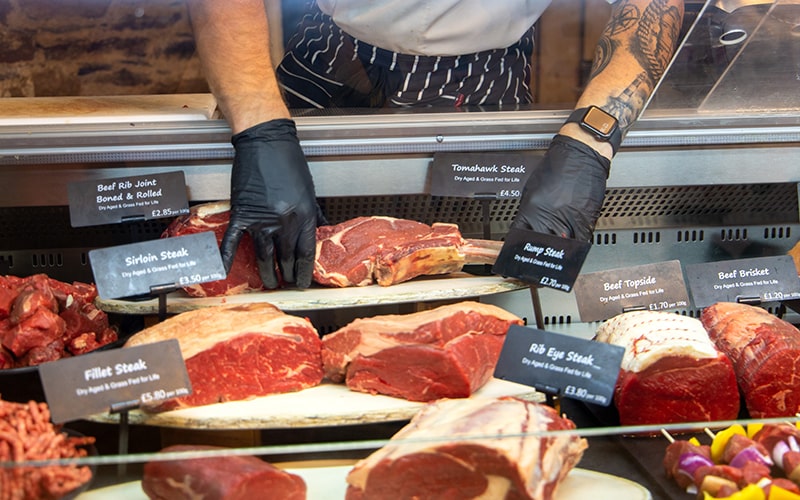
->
[0,0,209,97]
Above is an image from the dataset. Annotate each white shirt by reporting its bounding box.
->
[316,0,553,56]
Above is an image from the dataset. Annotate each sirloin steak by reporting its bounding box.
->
[701,302,800,418]
[162,202,503,296]
[595,310,739,426]
[345,396,587,500]
[125,303,323,411]
[142,445,306,500]
[322,301,523,402]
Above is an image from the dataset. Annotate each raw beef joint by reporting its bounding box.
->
[345,396,587,500]
[322,301,523,402]
[142,445,306,500]
[125,303,324,411]
[161,202,503,296]
[595,310,739,426]
[314,215,501,287]
[701,302,800,418]
[161,201,263,297]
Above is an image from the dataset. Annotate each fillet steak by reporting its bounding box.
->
[595,310,739,426]
[322,301,523,402]
[125,303,324,411]
[345,396,587,500]
[161,202,503,296]
[701,302,800,418]
[142,445,306,500]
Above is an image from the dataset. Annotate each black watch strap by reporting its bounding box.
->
[565,106,622,155]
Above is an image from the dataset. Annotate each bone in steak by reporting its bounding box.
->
[142,444,306,500]
[314,215,502,287]
[322,301,523,402]
[125,303,324,411]
[162,202,503,296]
[595,310,739,426]
[701,302,800,418]
[345,396,587,500]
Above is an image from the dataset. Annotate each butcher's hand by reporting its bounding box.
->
[511,135,610,243]
[221,119,320,289]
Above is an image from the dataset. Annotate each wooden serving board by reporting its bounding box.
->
[95,273,528,314]
[86,378,542,430]
[0,94,218,126]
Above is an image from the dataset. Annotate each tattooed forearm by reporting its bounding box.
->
[632,0,683,84]
[605,73,650,130]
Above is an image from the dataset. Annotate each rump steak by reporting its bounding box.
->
[701,302,800,418]
[142,444,306,500]
[345,396,587,500]
[595,310,739,426]
[162,202,503,296]
[321,301,523,401]
[124,303,324,411]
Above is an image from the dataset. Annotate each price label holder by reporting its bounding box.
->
[89,231,225,317]
[572,260,690,323]
[39,339,191,472]
[492,227,590,293]
[429,151,536,200]
[494,325,624,407]
[685,255,800,308]
[67,171,190,227]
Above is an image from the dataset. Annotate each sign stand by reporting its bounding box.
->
[109,399,141,477]
[149,283,179,322]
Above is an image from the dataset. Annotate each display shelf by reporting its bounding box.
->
[94,273,528,314]
[85,379,542,430]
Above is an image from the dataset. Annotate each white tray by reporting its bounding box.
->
[86,378,542,430]
[95,273,527,314]
[76,466,651,500]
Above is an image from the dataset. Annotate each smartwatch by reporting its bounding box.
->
[565,106,622,155]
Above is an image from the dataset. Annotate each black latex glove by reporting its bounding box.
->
[511,134,610,243]
[221,119,320,289]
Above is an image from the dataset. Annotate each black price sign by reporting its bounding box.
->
[68,171,190,227]
[492,227,590,292]
[429,151,536,198]
[494,325,623,406]
[89,231,225,299]
[38,339,192,423]
[686,255,800,308]
[573,260,690,322]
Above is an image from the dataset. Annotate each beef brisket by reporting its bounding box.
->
[125,303,324,411]
[345,396,587,500]
[322,301,523,401]
[595,310,739,426]
[701,302,800,418]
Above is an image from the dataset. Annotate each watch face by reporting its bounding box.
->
[583,107,617,138]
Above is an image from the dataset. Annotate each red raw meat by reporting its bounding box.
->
[595,311,739,426]
[142,444,306,500]
[345,397,587,500]
[322,301,522,401]
[2,308,66,357]
[125,303,324,411]
[701,302,800,418]
[162,203,503,296]
[0,285,17,320]
[161,201,264,297]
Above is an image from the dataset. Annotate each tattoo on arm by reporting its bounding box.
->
[632,0,683,84]
[605,73,649,130]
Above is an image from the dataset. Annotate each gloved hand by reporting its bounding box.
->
[221,119,321,289]
[511,134,610,243]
